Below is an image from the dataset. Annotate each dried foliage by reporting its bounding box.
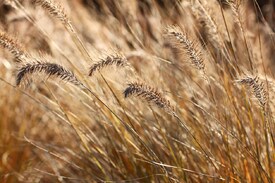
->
[0,0,274,183]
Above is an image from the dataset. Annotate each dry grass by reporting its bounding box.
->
[0,0,274,182]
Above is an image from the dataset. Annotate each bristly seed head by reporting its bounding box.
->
[89,53,128,76]
[0,30,29,62]
[124,82,174,113]
[165,26,205,71]
[32,0,72,31]
[236,76,267,107]
[16,60,83,87]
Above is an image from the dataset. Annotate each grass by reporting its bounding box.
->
[0,0,274,182]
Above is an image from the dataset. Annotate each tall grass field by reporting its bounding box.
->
[0,0,274,182]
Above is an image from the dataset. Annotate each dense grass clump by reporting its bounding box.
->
[0,0,274,182]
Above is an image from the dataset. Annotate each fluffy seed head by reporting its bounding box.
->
[189,0,223,50]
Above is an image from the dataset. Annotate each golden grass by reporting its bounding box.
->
[0,0,274,182]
